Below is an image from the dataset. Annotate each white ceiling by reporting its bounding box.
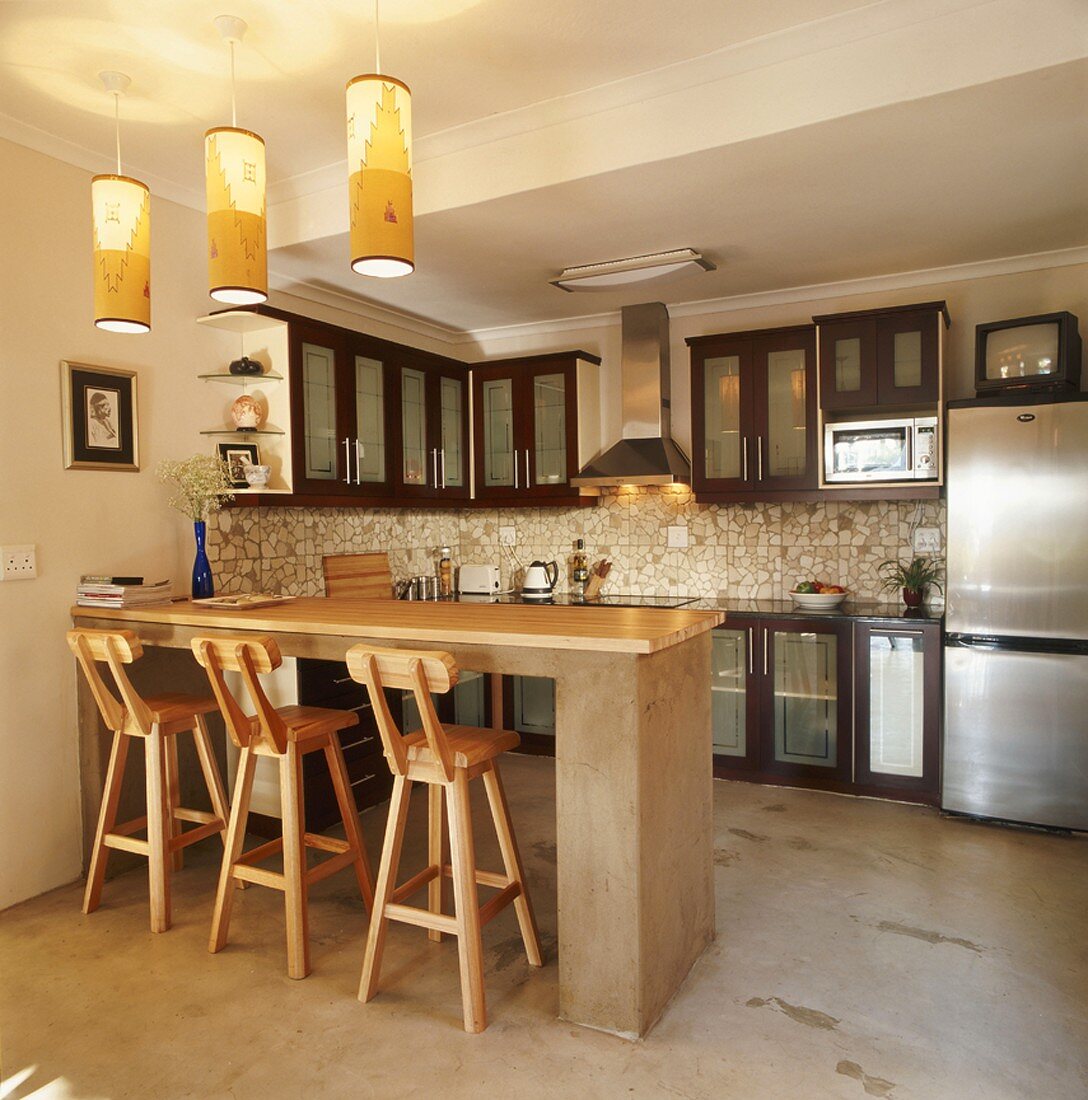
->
[2,0,1086,335]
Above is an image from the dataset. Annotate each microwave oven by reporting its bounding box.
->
[824,417,939,482]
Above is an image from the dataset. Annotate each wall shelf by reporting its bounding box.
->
[199,371,283,385]
[199,427,285,437]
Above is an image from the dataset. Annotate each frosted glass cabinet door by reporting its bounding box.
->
[866,631,925,777]
[400,367,428,486]
[765,347,808,480]
[703,355,744,480]
[765,624,851,779]
[532,372,567,485]
[482,377,515,488]
[439,376,465,488]
[354,355,386,484]
[711,628,751,763]
[302,341,339,480]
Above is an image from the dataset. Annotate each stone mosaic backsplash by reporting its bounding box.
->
[205,488,946,604]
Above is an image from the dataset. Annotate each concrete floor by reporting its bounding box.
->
[2,756,1086,1100]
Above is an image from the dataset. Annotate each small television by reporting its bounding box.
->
[975,311,1082,395]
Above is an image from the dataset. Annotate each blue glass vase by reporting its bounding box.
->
[191,520,214,599]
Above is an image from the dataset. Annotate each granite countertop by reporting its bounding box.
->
[686,597,944,623]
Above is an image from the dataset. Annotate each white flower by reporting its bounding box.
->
[158,455,235,521]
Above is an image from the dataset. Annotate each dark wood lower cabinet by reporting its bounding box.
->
[713,616,941,805]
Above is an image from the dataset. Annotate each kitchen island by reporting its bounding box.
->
[72,596,722,1038]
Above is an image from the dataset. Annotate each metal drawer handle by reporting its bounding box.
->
[879,629,924,637]
[341,733,375,750]
[331,675,355,685]
[350,773,377,787]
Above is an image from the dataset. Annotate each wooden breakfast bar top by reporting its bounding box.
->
[72,596,720,1038]
[72,596,723,654]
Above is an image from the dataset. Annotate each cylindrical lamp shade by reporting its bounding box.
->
[92,174,151,333]
[205,126,267,304]
[346,75,413,278]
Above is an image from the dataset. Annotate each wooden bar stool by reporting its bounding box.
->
[191,634,375,979]
[346,644,542,1033]
[67,628,230,934]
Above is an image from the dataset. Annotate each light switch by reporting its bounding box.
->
[667,525,689,549]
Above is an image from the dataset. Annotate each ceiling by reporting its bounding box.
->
[2,0,1086,335]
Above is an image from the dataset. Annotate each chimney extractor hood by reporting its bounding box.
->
[571,303,691,488]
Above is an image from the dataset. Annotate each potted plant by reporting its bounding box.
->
[158,455,234,599]
[878,555,944,608]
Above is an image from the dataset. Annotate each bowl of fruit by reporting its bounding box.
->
[789,580,848,609]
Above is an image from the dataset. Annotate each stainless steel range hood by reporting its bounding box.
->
[571,302,691,488]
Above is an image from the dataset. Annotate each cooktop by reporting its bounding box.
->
[458,593,697,609]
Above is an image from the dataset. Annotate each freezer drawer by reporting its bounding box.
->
[942,645,1088,830]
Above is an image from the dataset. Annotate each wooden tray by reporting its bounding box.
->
[192,594,297,611]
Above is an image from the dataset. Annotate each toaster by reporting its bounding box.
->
[458,563,501,595]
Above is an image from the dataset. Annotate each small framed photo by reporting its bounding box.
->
[61,361,139,471]
[217,441,261,487]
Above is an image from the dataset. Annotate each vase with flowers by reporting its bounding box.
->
[878,555,944,608]
[158,455,234,599]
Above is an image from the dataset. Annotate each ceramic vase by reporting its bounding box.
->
[192,520,214,599]
[902,586,924,608]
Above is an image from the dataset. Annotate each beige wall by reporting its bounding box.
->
[0,140,234,908]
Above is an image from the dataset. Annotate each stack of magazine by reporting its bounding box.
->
[76,576,173,608]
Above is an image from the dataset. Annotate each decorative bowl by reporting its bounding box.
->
[243,464,271,488]
[789,590,848,609]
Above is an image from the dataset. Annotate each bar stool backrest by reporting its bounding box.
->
[345,645,459,782]
[67,628,152,735]
[191,634,287,754]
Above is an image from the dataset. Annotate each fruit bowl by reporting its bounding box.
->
[789,590,848,609]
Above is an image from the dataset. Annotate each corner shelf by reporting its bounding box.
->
[199,371,283,385]
[199,427,286,437]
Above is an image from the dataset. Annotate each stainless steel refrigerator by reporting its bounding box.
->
[943,394,1088,830]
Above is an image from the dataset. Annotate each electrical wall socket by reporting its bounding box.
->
[1,544,37,580]
[912,527,942,554]
[499,526,516,546]
[667,525,690,549]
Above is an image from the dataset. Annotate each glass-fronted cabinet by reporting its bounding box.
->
[394,362,470,500]
[711,628,758,770]
[472,353,584,500]
[299,337,341,485]
[689,325,816,497]
[817,303,945,412]
[711,616,939,804]
[763,621,851,782]
[854,621,940,798]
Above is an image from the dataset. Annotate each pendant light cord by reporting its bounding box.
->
[113,91,122,175]
[375,0,381,74]
[230,38,237,127]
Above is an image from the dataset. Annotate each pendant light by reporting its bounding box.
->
[206,15,267,305]
[346,0,414,277]
[92,71,151,333]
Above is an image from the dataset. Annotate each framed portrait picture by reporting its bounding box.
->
[61,361,139,471]
[217,441,261,488]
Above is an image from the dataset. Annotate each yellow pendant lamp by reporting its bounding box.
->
[92,72,151,334]
[346,0,414,277]
[206,15,267,305]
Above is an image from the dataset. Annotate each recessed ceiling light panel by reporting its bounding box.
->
[551,248,715,292]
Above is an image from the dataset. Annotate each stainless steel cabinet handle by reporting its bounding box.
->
[513,450,519,489]
[880,629,924,637]
[432,448,439,488]
[350,773,377,787]
[747,627,754,675]
[742,438,749,482]
[763,629,769,675]
[440,448,447,489]
[757,437,764,481]
[354,439,363,485]
[342,438,352,484]
[525,449,532,487]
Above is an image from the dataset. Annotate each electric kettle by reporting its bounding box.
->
[522,559,559,600]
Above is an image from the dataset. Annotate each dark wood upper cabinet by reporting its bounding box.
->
[688,324,817,499]
[472,352,594,502]
[816,302,947,412]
